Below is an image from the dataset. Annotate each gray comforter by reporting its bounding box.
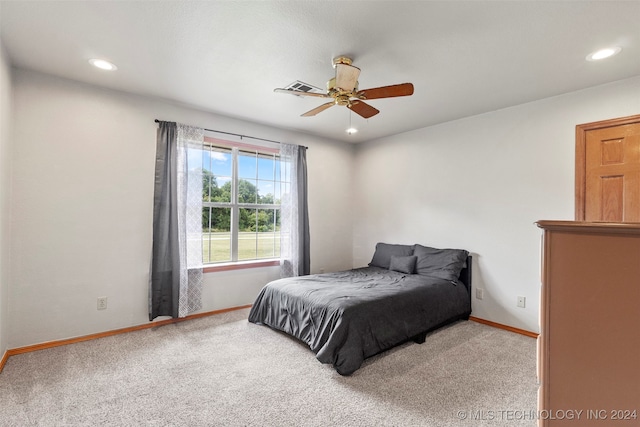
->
[248,267,471,375]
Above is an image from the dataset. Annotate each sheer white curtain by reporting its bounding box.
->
[280,143,310,278]
[149,122,203,320]
[176,124,204,317]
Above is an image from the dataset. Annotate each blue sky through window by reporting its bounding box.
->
[188,146,283,202]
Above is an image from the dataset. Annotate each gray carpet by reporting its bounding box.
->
[0,309,537,426]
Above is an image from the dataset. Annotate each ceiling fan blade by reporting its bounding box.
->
[301,101,336,117]
[274,88,330,98]
[335,63,361,92]
[356,83,414,100]
[348,100,380,119]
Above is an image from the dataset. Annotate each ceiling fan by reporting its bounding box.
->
[274,56,414,119]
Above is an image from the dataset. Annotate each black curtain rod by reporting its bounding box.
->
[154,119,308,149]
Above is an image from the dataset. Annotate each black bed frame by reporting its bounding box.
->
[459,254,473,307]
[410,255,472,344]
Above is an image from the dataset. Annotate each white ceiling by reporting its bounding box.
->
[1,1,639,143]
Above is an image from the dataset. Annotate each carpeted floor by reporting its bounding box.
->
[0,309,538,426]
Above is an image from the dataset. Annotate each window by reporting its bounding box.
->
[195,137,286,265]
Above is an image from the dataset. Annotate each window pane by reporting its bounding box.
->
[257,231,279,259]
[238,152,257,179]
[203,146,232,203]
[257,208,275,232]
[238,207,256,232]
[238,179,258,204]
[237,208,281,260]
[202,207,231,263]
[257,180,276,204]
[238,208,257,260]
[207,146,232,176]
[206,173,231,203]
[257,209,278,259]
[258,156,275,180]
[203,172,231,203]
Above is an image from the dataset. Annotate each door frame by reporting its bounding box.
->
[575,114,640,220]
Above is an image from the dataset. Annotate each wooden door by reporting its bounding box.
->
[576,114,640,222]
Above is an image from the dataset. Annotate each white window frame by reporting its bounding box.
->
[201,136,283,268]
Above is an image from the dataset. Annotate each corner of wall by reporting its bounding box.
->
[0,38,14,364]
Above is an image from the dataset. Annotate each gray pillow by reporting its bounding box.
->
[369,243,414,269]
[413,244,468,281]
[389,255,417,274]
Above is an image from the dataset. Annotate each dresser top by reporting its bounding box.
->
[536,220,640,235]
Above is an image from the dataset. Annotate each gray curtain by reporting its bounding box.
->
[296,147,311,275]
[149,121,203,320]
[280,144,310,277]
[149,122,179,319]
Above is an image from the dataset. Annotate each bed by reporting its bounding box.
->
[248,243,472,375]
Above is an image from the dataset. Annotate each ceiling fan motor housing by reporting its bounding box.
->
[332,56,353,67]
[327,77,359,96]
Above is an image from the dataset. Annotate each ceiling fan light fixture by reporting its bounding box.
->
[89,58,118,71]
[586,46,622,61]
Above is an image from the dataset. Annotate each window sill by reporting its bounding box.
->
[203,259,280,273]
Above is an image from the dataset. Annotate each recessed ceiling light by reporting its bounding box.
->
[586,46,622,62]
[346,128,358,135]
[89,58,118,71]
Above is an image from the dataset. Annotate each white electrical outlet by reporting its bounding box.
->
[97,296,108,310]
[517,296,526,308]
[476,288,484,300]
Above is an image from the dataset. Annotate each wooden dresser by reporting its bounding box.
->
[536,221,640,426]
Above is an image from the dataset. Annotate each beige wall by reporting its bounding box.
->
[353,76,640,333]
[9,69,354,348]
